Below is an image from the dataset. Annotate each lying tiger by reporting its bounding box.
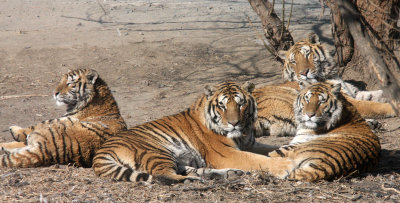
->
[253,81,396,137]
[0,69,127,167]
[265,81,380,181]
[253,33,396,137]
[282,32,385,102]
[93,82,287,183]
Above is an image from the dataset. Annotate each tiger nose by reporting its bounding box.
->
[54,92,59,97]
[306,112,315,118]
[300,69,309,76]
[228,120,239,126]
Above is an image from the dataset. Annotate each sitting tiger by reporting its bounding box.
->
[93,82,288,183]
[265,81,380,181]
[282,32,385,102]
[0,69,127,168]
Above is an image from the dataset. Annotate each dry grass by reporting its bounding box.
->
[0,118,399,202]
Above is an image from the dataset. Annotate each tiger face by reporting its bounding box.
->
[294,82,343,131]
[204,81,257,139]
[283,33,336,83]
[54,69,99,112]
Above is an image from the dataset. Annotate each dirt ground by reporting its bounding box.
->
[0,0,399,202]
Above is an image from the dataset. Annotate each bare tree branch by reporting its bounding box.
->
[247,16,284,65]
[247,0,294,51]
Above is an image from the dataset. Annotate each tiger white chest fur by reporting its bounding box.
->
[289,129,335,145]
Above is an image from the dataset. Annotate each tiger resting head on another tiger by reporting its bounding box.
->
[281,33,387,103]
[282,32,336,83]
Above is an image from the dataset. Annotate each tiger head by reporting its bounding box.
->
[282,33,336,83]
[294,81,343,132]
[54,69,100,112]
[204,81,257,139]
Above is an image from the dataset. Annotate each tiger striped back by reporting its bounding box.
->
[93,81,279,183]
[0,69,127,168]
[252,81,299,137]
[267,82,380,181]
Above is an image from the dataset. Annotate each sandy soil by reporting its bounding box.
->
[0,0,399,202]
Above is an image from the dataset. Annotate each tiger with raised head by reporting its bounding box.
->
[0,69,127,167]
[282,32,385,102]
[264,81,381,181]
[93,81,287,183]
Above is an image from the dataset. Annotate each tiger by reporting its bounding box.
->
[93,81,290,183]
[0,69,127,168]
[253,80,396,137]
[264,81,381,182]
[282,32,385,102]
[254,33,395,137]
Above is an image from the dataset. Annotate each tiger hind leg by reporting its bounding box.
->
[0,141,27,153]
[286,160,336,182]
[254,118,271,137]
[93,149,201,184]
[0,144,45,167]
[269,119,297,137]
[255,117,297,137]
[9,126,33,142]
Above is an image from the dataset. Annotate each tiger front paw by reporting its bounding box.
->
[267,159,296,179]
[205,168,244,181]
[183,175,203,184]
[365,119,382,131]
[225,169,245,181]
[355,90,386,102]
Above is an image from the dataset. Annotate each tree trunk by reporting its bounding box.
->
[247,0,294,52]
[324,0,354,69]
[326,0,400,115]
[325,0,400,81]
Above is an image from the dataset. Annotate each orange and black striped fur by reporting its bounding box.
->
[252,82,299,137]
[253,33,394,138]
[253,81,396,137]
[93,82,288,183]
[282,32,385,102]
[0,69,127,168]
[266,82,380,181]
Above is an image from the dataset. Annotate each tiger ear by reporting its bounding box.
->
[67,72,77,83]
[278,50,287,61]
[86,69,99,84]
[307,32,320,45]
[242,81,255,93]
[298,80,312,90]
[331,83,341,95]
[204,85,214,98]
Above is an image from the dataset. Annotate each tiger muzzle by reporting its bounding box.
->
[225,102,240,127]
